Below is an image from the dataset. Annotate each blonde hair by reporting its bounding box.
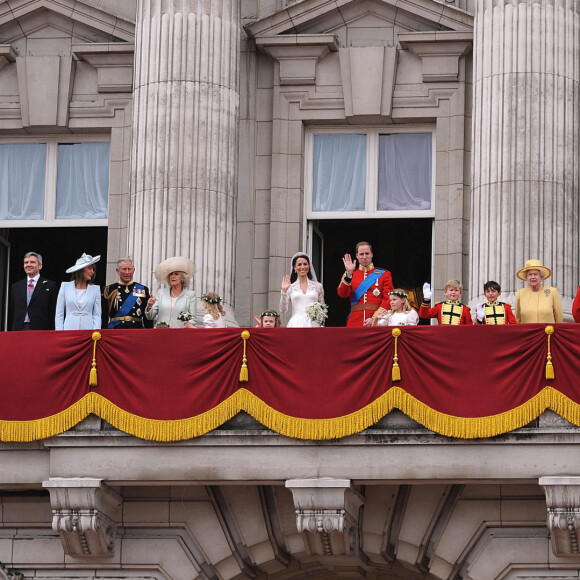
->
[444,279,463,291]
[202,292,226,320]
[389,288,412,312]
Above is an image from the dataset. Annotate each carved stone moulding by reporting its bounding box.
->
[539,476,580,557]
[286,478,364,557]
[42,477,122,558]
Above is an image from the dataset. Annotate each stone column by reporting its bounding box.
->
[470,0,580,309]
[128,0,240,315]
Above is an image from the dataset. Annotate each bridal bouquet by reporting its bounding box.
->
[305,302,329,326]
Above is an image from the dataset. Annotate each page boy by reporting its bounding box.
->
[476,281,517,325]
[419,279,472,325]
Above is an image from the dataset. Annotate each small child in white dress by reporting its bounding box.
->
[374,288,419,327]
[202,292,227,328]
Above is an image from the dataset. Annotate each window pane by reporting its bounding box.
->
[378,133,431,211]
[0,143,46,220]
[56,142,110,219]
[313,134,366,212]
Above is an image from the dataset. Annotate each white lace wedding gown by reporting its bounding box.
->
[280,280,325,327]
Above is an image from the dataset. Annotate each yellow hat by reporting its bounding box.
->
[516,259,552,281]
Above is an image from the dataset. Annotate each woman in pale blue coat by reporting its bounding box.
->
[55,253,102,330]
[145,256,197,328]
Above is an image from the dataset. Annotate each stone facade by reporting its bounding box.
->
[1,0,580,576]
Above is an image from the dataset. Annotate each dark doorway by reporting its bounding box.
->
[4,227,108,330]
[313,219,432,327]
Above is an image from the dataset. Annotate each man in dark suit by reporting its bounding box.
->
[11,252,59,331]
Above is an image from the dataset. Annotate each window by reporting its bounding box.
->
[0,138,110,226]
[306,128,434,219]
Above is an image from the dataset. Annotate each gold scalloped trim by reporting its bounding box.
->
[0,387,577,442]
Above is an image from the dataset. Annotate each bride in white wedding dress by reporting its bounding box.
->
[279,253,325,327]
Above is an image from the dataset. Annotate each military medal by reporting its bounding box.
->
[373,288,381,297]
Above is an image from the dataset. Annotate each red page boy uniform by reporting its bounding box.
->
[419,300,472,325]
[476,302,517,325]
[419,282,472,325]
[338,265,393,327]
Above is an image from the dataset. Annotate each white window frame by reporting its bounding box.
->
[305,126,436,220]
[0,135,110,228]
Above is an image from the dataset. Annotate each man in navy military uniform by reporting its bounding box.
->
[103,258,151,328]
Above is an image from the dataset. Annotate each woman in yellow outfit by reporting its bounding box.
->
[515,259,563,323]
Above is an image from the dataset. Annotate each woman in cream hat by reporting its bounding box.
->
[515,259,563,323]
[145,257,197,328]
[55,253,101,330]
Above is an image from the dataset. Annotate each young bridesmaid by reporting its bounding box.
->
[373,289,419,327]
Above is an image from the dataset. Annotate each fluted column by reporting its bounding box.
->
[470,0,580,309]
[128,0,239,312]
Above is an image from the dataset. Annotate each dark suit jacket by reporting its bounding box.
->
[11,277,59,331]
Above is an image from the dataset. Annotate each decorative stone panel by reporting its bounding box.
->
[43,477,122,558]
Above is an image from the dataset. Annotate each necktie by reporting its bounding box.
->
[27,279,34,305]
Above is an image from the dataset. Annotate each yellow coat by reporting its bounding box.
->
[515,285,563,323]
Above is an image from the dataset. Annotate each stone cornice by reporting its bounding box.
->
[398,31,472,82]
[72,43,135,93]
[245,0,473,39]
[0,45,16,72]
[256,35,338,85]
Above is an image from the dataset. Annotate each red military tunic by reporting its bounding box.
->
[419,300,473,325]
[476,301,517,325]
[573,286,580,323]
[337,264,394,327]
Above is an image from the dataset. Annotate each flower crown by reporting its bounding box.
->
[260,310,280,318]
[388,290,408,299]
[201,293,221,304]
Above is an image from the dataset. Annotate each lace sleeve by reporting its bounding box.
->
[280,289,290,314]
[317,282,325,305]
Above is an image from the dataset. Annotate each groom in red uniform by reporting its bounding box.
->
[337,241,394,327]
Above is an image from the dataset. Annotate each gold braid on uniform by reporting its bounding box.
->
[103,285,119,315]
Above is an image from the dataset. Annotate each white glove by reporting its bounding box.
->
[422,282,432,301]
[476,303,485,322]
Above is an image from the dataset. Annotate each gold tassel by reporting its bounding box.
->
[391,328,401,382]
[89,331,101,387]
[545,325,555,380]
[239,330,250,382]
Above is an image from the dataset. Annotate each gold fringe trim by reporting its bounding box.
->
[2,386,580,442]
[0,395,94,442]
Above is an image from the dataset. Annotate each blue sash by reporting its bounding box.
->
[351,269,386,305]
[108,283,146,328]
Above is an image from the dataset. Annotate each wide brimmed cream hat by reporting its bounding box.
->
[154,256,196,285]
[516,259,552,281]
[66,253,101,273]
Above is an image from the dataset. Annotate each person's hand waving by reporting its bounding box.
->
[343,254,356,277]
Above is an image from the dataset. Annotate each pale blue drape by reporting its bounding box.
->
[0,143,46,220]
[56,142,110,219]
[378,133,431,211]
[312,134,366,212]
